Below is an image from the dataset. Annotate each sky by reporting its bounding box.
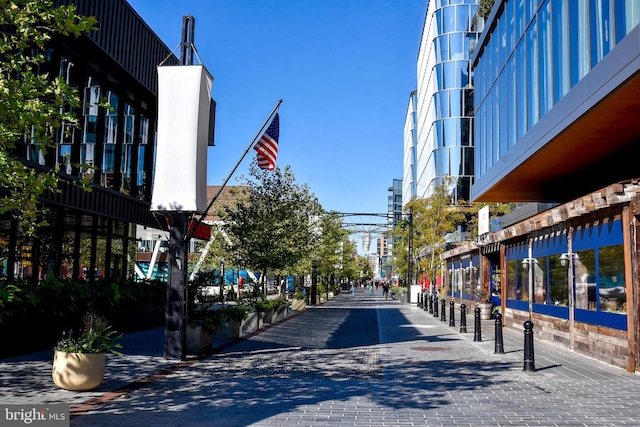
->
[126,0,425,245]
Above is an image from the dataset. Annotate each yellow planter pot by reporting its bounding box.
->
[52,351,105,391]
[292,299,306,311]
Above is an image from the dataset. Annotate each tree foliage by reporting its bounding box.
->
[478,0,496,19]
[393,177,466,287]
[0,0,98,236]
[220,163,317,285]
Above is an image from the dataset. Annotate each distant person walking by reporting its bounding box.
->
[382,282,390,300]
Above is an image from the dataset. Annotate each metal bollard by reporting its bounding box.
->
[424,293,428,312]
[433,294,439,318]
[494,312,505,354]
[523,320,536,371]
[473,307,482,342]
[459,304,467,333]
[449,301,455,327]
[428,292,433,314]
[440,298,446,322]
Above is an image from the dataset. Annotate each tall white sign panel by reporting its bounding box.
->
[478,205,490,236]
[151,65,213,213]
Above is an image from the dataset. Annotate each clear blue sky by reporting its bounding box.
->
[127,0,425,217]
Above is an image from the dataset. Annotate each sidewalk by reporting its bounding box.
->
[2,290,640,426]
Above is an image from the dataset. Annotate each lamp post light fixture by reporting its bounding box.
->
[559,252,580,267]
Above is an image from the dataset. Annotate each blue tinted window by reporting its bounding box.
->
[507,56,517,149]
[444,118,459,147]
[615,0,640,43]
[539,0,552,118]
[515,40,526,140]
[569,0,590,87]
[526,19,539,130]
[499,71,508,156]
[553,0,570,104]
[450,89,462,117]
[443,6,456,32]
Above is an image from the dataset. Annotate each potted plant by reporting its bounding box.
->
[52,313,122,391]
[292,292,306,311]
[474,285,493,320]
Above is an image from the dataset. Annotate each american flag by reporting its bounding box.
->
[253,113,280,171]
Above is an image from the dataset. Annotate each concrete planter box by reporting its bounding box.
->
[213,319,243,340]
[242,311,263,332]
[263,309,277,324]
[186,325,214,355]
[276,305,288,321]
[292,299,306,311]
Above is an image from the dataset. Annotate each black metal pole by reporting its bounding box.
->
[473,307,482,342]
[494,312,505,354]
[460,304,467,333]
[311,262,318,306]
[428,291,433,314]
[440,298,446,322]
[164,212,188,360]
[449,300,455,327]
[433,293,438,318]
[164,15,196,360]
[523,320,536,371]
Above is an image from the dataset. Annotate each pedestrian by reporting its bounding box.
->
[382,282,390,300]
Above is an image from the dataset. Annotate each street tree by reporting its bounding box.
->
[392,176,466,290]
[0,0,98,237]
[220,163,316,293]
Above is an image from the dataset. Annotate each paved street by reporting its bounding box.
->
[2,288,640,426]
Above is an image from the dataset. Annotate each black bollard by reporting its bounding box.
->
[433,294,439,318]
[424,293,428,312]
[523,320,536,371]
[494,312,505,354]
[440,298,446,322]
[449,301,455,327]
[459,304,467,333]
[428,292,433,314]
[473,307,482,342]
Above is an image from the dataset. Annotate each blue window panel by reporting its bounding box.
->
[507,299,529,311]
[534,303,569,319]
[532,233,568,257]
[575,309,627,330]
[572,219,624,250]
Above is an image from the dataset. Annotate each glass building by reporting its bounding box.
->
[414,0,480,203]
[472,0,640,202]
[402,91,418,205]
[440,0,640,372]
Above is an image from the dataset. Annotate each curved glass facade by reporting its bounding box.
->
[415,0,480,202]
[474,0,640,180]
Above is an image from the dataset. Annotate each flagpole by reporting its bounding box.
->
[186,98,282,242]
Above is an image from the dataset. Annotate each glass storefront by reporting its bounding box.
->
[504,219,627,330]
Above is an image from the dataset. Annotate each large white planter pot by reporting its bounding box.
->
[477,303,493,320]
[52,351,105,391]
[186,325,214,355]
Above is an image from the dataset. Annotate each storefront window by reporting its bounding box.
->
[575,248,597,310]
[548,254,568,306]
[598,244,625,313]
